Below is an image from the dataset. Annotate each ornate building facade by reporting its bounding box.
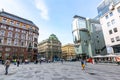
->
[38,34,61,61]
[0,11,39,61]
[61,43,76,60]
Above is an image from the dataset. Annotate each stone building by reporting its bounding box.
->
[61,43,76,60]
[0,10,39,61]
[38,34,61,61]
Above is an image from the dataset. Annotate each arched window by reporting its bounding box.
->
[15,33,19,38]
[8,31,13,37]
[14,39,19,46]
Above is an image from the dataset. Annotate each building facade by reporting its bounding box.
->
[61,43,76,60]
[0,11,39,61]
[72,15,107,59]
[38,34,61,61]
[98,0,120,54]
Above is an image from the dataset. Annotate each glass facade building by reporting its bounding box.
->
[97,0,120,17]
[72,15,107,59]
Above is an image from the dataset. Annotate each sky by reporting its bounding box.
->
[0,0,102,45]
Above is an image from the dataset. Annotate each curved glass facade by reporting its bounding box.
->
[72,16,86,43]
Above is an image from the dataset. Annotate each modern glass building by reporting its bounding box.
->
[97,0,120,17]
[72,15,107,59]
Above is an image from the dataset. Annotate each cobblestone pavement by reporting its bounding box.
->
[0,62,120,80]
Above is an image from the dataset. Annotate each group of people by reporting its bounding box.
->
[3,58,87,75]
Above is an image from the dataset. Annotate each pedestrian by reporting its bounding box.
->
[13,59,16,65]
[81,59,85,70]
[17,59,20,67]
[39,59,42,64]
[4,58,11,75]
[61,59,63,64]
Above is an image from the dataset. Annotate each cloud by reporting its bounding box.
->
[34,0,49,20]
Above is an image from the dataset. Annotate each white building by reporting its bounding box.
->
[98,0,120,54]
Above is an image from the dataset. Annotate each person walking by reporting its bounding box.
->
[81,59,85,70]
[4,58,11,75]
[17,59,20,67]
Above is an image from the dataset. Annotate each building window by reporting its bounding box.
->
[8,27,13,31]
[117,7,120,13]
[0,30,5,36]
[110,12,113,16]
[109,30,112,34]
[5,48,10,51]
[7,38,12,45]
[105,15,109,19]
[107,22,111,27]
[8,31,12,37]
[10,20,14,24]
[16,22,20,26]
[22,24,26,28]
[21,41,25,46]
[34,43,37,47]
[2,18,7,22]
[0,38,3,44]
[111,19,115,25]
[15,33,19,38]
[21,34,25,40]
[1,25,6,29]
[113,28,118,32]
[21,30,26,33]
[29,36,33,41]
[14,39,19,46]
[116,36,120,41]
[15,28,20,32]
[111,38,115,43]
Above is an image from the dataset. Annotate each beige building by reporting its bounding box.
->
[0,10,39,61]
[98,0,120,54]
[38,34,61,61]
[62,43,76,60]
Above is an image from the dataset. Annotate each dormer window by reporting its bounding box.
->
[10,20,14,24]
[2,18,7,22]
[16,22,20,26]
[22,24,26,28]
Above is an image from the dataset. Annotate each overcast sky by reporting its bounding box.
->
[0,0,102,45]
